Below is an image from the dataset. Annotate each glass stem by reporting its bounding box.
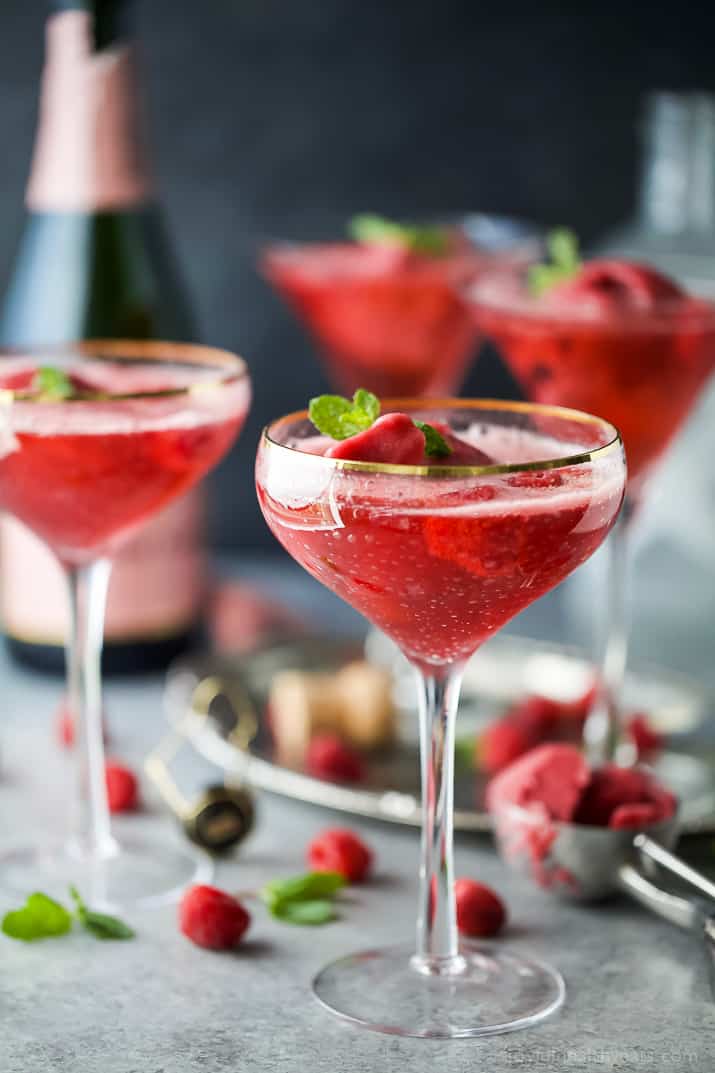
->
[584,495,637,765]
[64,558,118,861]
[412,662,465,975]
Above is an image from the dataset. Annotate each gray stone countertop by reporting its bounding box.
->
[0,557,714,1072]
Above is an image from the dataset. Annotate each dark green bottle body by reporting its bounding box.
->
[0,1,203,674]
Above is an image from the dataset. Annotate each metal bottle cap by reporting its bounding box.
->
[183,783,255,853]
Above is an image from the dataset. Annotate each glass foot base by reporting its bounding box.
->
[0,835,212,911]
[312,942,565,1038]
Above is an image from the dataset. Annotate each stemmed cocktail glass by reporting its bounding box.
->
[0,341,250,908]
[261,217,539,399]
[467,270,715,760]
[256,398,625,1037]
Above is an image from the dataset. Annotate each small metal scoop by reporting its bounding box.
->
[492,804,715,993]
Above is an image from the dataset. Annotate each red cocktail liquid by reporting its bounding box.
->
[262,242,484,397]
[469,273,715,494]
[257,422,623,668]
[0,359,249,563]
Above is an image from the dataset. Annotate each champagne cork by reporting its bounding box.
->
[269,669,343,764]
[335,662,396,748]
[269,661,396,762]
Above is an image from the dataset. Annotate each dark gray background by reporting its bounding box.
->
[2,2,715,549]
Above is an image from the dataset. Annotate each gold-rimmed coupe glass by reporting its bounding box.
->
[256,398,625,1038]
[0,341,250,908]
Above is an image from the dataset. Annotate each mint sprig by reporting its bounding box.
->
[1,887,134,943]
[309,389,380,441]
[1,892,72,942]
[259,871,345,926]
[528,228,581,297]
[349,214,449,256]
[32,366,74,401]
[69,886,135,941]
[309,389,452,459]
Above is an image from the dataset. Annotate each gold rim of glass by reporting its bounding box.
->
[1,340,248,402]
[263,398,624,477]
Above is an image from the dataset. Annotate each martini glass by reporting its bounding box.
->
[256,399,625,1038]
[467,275,715,760]
[0,341,250,908]
[260,217,539,398]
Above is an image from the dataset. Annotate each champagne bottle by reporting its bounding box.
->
[0,0,206,673]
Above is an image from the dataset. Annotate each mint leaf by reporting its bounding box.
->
[261,871,345,909]
[309,390,381,440]
[349,214,449,256]
[2,892,72,942]
[271,899,336,926]
[414,420,451,459]
[549,228,579,268]
[69,885,134,941]
[260,871,345,925]
[528,228,581,297]
[32,366,74,401]
[80,911,135,941]
[308,394,352,435]
[352,388,380,425]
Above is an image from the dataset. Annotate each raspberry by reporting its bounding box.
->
[179,884,251,950]
[546,260,683,314]
[326,413,425,465]
[105,761,139,813]
[424,513,525,577]
[308,827,373,882]
[306,734,365,783]
[455,878,506,937]
[478,719,532,774]
[627,713,663,759]
[486,743,590,822]
[573,764,676,827]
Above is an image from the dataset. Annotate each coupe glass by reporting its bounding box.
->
[467,275,715,759]
[0,341,250,908]
[260,216,540,398]
[256,399,625,1038]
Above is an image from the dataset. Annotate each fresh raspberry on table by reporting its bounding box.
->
[306,734,365,783]
[308,827,373,883]
[179,885,251,950]
[105,761,139,813]
[454,878,506,937]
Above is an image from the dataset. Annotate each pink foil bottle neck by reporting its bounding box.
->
[26,10,152,212]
